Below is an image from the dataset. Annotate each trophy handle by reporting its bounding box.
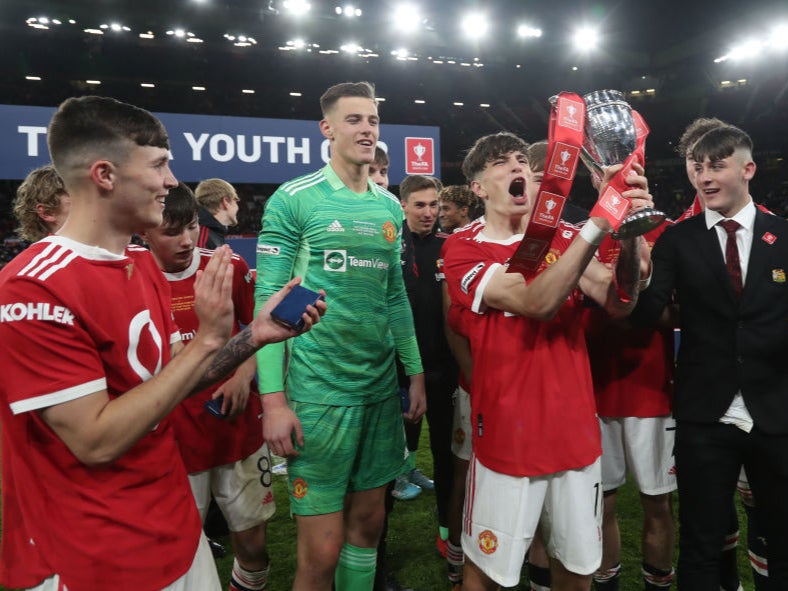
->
[579,146,604,180]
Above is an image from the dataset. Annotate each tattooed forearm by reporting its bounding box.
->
[191,325,256,394]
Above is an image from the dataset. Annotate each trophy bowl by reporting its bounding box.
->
[582,89,665,240]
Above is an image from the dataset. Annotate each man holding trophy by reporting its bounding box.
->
[441,90,655,591]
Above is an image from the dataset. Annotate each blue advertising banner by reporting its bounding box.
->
[0,104,441,183]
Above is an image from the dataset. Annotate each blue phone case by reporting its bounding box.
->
[204,395,226,419]
[270,285,323,331]
[399,387,410,413]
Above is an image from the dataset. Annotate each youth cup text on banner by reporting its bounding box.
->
[0,104,440,183]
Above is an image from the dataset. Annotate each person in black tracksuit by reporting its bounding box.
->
[399,174,458,554]
[195,178,240,249]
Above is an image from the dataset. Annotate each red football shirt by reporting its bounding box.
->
[0,237,201,590]
[442,222,601,477]
[165,248,263,472]
[585,227,674,417]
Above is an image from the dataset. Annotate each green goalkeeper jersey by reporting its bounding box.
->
[255,164,423,406]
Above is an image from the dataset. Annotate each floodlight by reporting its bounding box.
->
[393,3,421,32]
[461,12,489,39]
[768,25,788,51]
[283,0,311,16]
[573,26,600,51]
[516,24,542,38]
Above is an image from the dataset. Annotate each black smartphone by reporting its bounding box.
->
[270,285,324,331]
[204,395,226,419]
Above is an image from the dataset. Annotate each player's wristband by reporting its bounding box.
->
[579,219,606,246]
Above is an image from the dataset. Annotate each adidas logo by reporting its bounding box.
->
[327,220,345,232]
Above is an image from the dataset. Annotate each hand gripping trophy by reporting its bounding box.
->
[580,89,665,239]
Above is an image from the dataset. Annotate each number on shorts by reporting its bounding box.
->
[257,454,272,488]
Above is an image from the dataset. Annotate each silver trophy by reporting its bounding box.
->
[581,89,665,240]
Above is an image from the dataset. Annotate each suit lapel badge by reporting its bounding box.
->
[773,269,786,284]
[762,232,776,245]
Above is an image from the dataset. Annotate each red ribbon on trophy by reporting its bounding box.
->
[588,111,650,231]
[508,92,585,278]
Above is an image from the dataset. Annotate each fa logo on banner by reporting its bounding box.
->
[558,99,584,132]
[548,143,580,180]
[405,137,434,175]
[533,192,566,228]
[599,186,628,220]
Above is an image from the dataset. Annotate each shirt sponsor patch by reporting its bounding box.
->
[324,250,347,272]
[460,263,486,294]
[0,302,75,325]
[257,244,281,256]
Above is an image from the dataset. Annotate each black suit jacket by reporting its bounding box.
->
[632,208,788,433]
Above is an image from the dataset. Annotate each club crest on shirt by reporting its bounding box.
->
[125,263,134,280]
[382,221,397,243]
[292,478,308,499]
[454,428,466,445]
[478,530,498,554]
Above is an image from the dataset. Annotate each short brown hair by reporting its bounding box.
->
[195,178,237,213]
[374,146,389,167]
[399,175,443,202]
[462,132,529,182]
[676,117,727,156]
[690,125,753,164]
[320,82,376,117]
[47,96,169,182]
[163,182,199,230]
[526,141,548,173]
[13,164,67,242]
[438,185,475,210]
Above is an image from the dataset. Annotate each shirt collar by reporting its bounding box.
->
[41,235,129,261]
[704,198,756,232]
[322,163,376,194]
